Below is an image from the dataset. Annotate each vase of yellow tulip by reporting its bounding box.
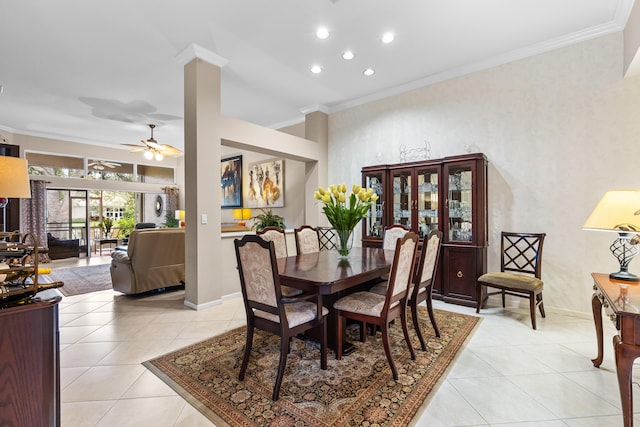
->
[314,183,379,257]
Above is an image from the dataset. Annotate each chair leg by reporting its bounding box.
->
[336,314,344,360]
[501,289,506,308]
[401,307,416,360]
[273,334,289,401]
[426,295,440,338]
[381,321,398,380]
[411,302,427,351]
[320,319,327,370]
[476,284,482,313]
[537,293,546,318]
[360,322,368,342]
[529,292,537,330]
[239,325,254,381]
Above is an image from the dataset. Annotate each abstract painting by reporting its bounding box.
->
[246,159,284,208]
[221,155,242,208]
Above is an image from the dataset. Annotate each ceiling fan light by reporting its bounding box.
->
[144,150,154,160]
[154,152,164,161]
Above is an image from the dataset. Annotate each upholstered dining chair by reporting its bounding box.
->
[333,232,418,380]
[408,229,442,350]
[476,232,546,329]
[294,225,320,255]
[234,235,328,401]
[257,226,303,298]
[383,224,410,251]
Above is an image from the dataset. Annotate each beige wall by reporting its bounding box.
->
[329,32,640,317]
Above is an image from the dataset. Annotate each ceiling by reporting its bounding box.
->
[0,0,634,152]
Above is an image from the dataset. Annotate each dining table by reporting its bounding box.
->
[277,246,395,355]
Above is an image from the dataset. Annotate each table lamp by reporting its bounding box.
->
[0,156,31,233]
[175,210,185,228]
[583,190,640,282]
[232,208,252,227]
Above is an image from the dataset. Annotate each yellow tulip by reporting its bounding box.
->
[332,191,340,200]
[318,186,326,195]
[366,188,373,197]
[338,193,346,203]
[329,184,337,193]
[314,191,322,200]
[340,184,347,193]
[352,184,361,194]
[322,194,331,203]
[371,194,379,202]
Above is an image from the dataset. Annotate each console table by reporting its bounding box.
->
[591,272,640,427]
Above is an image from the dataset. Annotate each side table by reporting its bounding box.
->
[591,272,640,427]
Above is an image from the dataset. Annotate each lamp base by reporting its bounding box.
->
[610,271,640,283]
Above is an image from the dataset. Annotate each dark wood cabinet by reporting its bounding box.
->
[362,153,488,306]
[0,296,61,427]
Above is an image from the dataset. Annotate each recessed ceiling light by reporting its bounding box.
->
[342,51,355,60]
[316,27,330,39]
[381,32,395,44]
[311,65,322,74]
[363,68,375,76]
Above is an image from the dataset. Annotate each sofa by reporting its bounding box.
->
[47,233,80,260]
[109,228,185,294]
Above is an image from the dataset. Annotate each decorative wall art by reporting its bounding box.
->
[221,155,242,208]
[246,159,284,208]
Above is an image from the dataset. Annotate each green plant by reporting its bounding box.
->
[165,211,179,228]
[252,209,285,231]
[100,217,114,235]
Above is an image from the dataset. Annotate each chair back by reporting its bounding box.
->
[294,225,320,255]
[382,224,409,251]
[234,235,282,316]
[386,232,419,305]
[257,226,288,258]
[500,232,546,279]
[415,229,443,286]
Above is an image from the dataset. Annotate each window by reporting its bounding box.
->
[27,153,84,178]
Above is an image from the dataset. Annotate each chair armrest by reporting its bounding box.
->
[111,250,131,264]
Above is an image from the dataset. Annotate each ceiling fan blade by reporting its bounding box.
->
[160,144,183,156]
[122,143,145,148]
[146,140,164,151]
[103,162,121,168]
[128,147,145,153]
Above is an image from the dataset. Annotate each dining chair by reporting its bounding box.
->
[294,225,320,255]
[234,235,328,401]
[383,224,410,251]
[408,229,442,350]
[256,227,303,298]
[476,232,546,329]
[333,232,418,380]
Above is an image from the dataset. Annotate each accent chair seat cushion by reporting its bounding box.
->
[478,272,543,292]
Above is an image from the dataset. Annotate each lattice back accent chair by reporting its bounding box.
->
[234,235,328,401]
[476,232,546,329]
[333,232,418,380]
[294,225,320,255]
[409,229,443,350]
[257,227,303,298]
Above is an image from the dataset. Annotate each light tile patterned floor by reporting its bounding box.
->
[56,258,640,426]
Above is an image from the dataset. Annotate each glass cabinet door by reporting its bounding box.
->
[392,169,413,230]
[363,170,385,239]
[446,163,473,242]
[416,167,439,238]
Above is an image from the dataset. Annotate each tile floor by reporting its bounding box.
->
[55,258,639,426]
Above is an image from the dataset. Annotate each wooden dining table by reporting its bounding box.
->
[277,247,395,355]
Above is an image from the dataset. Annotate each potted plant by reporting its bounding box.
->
[100,217,114,238]
[252,209,285,231]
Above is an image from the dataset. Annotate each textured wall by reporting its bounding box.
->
[329,32,640,317]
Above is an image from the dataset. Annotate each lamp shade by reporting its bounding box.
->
[0,156,31,198]
[233,208,252,221]
[583,190,640,233]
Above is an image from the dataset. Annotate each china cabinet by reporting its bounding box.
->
[361,153,488,306]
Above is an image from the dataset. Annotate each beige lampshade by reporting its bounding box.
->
[583,190,640,233]
[0,156,31,198]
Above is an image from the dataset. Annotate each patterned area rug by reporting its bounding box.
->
[43,264,112,296]
[144,307,480,426]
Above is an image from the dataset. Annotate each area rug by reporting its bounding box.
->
[144,307,480,426]
[43,264,112,296]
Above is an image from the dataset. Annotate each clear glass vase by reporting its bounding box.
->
[336,229,355,257]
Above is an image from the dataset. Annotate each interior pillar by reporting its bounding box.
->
[180,45,227,309]
[303,110,329,226]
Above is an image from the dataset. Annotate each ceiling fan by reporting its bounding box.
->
[123,124,183,161]
[88,160,121,170]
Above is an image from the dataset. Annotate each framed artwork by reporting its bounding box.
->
[221,155,242,208]
[246,159,284,208]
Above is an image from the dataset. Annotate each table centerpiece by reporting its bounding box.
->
[314,184,378,256]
